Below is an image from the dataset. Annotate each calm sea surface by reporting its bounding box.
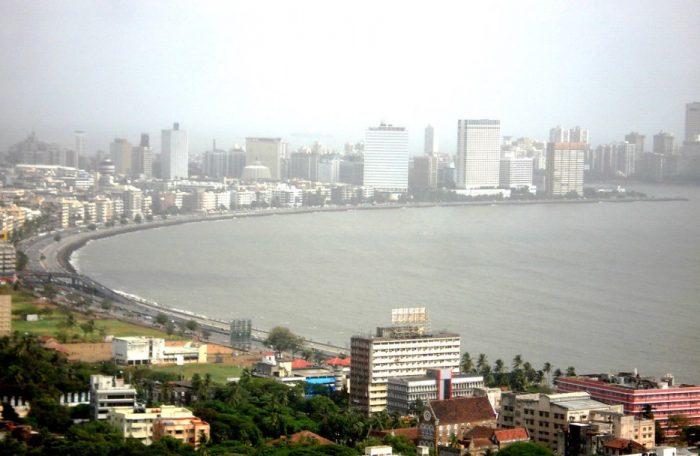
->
[75,184,700,383]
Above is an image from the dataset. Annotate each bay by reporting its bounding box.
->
[74,184,700,383]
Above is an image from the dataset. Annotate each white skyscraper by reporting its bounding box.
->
[456,119,501,189]
[686,102,700,142]
[424,124,438,155]
[363,123,409,192]
[161,122,189,180]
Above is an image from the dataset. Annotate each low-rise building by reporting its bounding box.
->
[419,396,497,450]
[498,392,627,451]
[108,405,208,447]
[462,426,530,456]
[555,372,700,437]
[0,295,10,337]
[387,369,485,415]
[112,337,206,365]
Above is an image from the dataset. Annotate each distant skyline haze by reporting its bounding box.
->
[1,0,698,155]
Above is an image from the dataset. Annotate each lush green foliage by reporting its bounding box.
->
[495,442,555,456]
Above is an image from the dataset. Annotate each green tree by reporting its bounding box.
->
[27,397,72,433]
[512,354,523,370]
[53,233,62,242]
[100,300,113,311]
[165,321,175,335]
[542,362,552,385]
[477,353,489,375]
[155,312,168,326]
[565,366,576,377]
[495,441,554,456]
[461,352,475,373]
[264,326,303,356]
[186,319,199,332]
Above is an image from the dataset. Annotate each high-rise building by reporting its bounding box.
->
[625,132,645,156]
[549,126,571,143]
[73,130,86,169]
[653,131,674,155]
[109,138,132,175]
[569,126,589,144]
[246,138,285,180]
[350,308,460,415]
[411,155,439,191]
[499,157,534,189]
[424,124,438,155]
[685,102,700,142]
[546,142,585,196]
[161,122,189,180]
[202,140,229,179]
[616,142,636,177]
[363,123,409,192]
[456,119,501,189]
[131,133,152,178]
[290,151,319,181]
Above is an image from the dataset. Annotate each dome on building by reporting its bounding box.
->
[241,161,272,181]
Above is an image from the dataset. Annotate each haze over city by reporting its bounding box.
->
[1,0,699,153]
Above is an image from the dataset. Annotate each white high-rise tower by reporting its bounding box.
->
[161,122,189,180]
[363,123,409,192]
[456,119,501,189]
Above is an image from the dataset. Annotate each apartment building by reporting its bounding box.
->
[387,369,484,415]
[89,375,137,420]
[108,405,208,446]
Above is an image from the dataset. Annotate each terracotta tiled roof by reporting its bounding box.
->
[291,359,311,369]
[464,426,495,440]
[472,438,494,448]
[325,357,351,367]
[429,396,496,425]
[493,428,529,443]
[603,438,645,451]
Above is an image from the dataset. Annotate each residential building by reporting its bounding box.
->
[89,375,137,420]
[653,131,674,156]
[0,242,16,274]
[202,141,230,179]
[616,142,636,177]
[625,132,645,156]
[161,122,189,180]
[418,396,497,450]
[425,125,438,155]
[499,157,533,189]
[290,151,319,181]
[387,369,485,415]
[122,189,143,220]
[685,102,700,142]
[569,126,589,144]
[108,405,208,447]
[546,142,585,196]
[498,391,625,451]
[246,137,285,180]
[0,295,10,337]
[110,138,132,175]
[550,126,571,143]
[463,426,530,456]
[456,119,501,189]
[350,308,460,415]
[153,415,210,448]
[555,372,700,436]
[363,123,409,193]
[132,133,153,178]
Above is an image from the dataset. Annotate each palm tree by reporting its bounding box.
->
[512,354,523,371]
[476,354,489,375]
[493,359,505,385]
[461,352,475,373]
[543,362,552,385]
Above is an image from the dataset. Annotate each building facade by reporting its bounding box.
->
[387,369,485,415]
[456,119,501,189]
[363,123,409,193]
[350,322,460,415]
[498,392,625,451]
[546,142,585,196]
[425,125,438,155]
[499,157,534,189]
[685,102,700,142]
[161,122,189,180]
[108,405,208,447]
[555,373,700,436]
[89,375,137,420]
[246,137,285,180]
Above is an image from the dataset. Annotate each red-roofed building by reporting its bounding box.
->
[292,359,312,369]
[462,426,530,456]
[38,336,70,355]
[326,357,351,367]
[370,427,420,444]
[419,396,497,450]
[601,438,646,456]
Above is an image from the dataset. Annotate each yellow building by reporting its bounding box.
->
[0,294,10,337]
[107,405,206,446]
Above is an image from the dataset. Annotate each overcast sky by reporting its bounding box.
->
[1,0,698,155]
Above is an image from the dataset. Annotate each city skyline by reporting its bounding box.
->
[1,1,699,154]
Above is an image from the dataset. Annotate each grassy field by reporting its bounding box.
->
[144,363,244,384]
[6,288,184,342]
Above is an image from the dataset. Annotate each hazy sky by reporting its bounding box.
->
[1,0,698,155]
